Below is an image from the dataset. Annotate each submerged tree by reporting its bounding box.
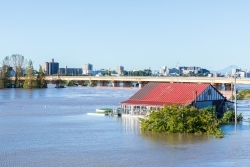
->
[23,60,37,89]
[0,56,11,88]
[139,104,223,138]
[10,54,26,88]
[221,110,243,123]
[36,65,47,88]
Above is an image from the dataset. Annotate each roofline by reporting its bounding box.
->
[209,84,227,99]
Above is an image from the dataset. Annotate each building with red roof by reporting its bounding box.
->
[120,82,232,117]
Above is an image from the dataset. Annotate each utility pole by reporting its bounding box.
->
[234,74,237,124]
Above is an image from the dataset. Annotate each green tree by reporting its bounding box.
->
[221,110,243,123]
[143,69,152,76]
[23,60,37,89]
[36,65,47,88]
[67,80,75,86]
[139,104,223,138]
[0,57,12,88]
[104,69,111,76]
[10,54,26,88]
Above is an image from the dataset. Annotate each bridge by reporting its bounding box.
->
[46,76,250,90]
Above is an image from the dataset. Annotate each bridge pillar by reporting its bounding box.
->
[224,83,232,90]
[112,81,119,87]
[213,83,222,90]
[99,81,108,86]
[138,81,149,88]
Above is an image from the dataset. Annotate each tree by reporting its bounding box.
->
[36,65,47,88]
[221,110,243,123]
[139,104,223,138]
[143,69,152,76]
[0,56,11,88]
[10,54,26,88]
[104,70,111,76]
[23,60,37,89]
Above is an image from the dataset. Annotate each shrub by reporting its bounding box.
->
[139,104,223,138]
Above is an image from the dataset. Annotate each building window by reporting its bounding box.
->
[208,89,212,96]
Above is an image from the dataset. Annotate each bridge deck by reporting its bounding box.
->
[44,76,250,84]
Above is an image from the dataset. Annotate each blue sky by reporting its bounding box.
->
[1,0,250,71]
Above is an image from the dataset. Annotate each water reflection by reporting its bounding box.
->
[120,116,210,146]
[141,131,210,146]
[121,116,141,134]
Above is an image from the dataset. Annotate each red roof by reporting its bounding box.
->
[121,82,210,106]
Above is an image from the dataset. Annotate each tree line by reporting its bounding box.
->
[0,54,47,89]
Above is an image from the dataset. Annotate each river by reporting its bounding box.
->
[0,85,250,167]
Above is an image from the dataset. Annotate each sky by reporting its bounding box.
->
[1,0,250,71]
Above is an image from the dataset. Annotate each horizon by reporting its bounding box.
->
[1,1,250,71]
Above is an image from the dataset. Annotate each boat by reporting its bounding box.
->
[87,108,122,116]
[95,108,113,115]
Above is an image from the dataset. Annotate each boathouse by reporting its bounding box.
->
[120,82,232,117]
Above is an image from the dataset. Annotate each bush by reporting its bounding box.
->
[67,81,75,86]
[139,105,223,138]
[221,110,243,123]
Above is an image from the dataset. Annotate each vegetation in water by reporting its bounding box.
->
[0,57,11,88]
[36,65,47,88]
[23,60,37,89]
[230,89,250,100]
[67,80,76,86]
[236,89,250,100]
[220,110,243,123]
[139,105,242,138]
[23,61,47,89]
[0,54,47,89]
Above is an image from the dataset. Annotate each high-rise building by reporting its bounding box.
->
[82,63,93,75]
[42,62,49,75]
[42,58,59,75]
[116,66,124,75]
[58,66,82,76]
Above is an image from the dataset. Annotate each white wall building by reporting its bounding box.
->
[82,63,93,75]
[232,68,250,78]
[116,66,124,75]
[238,71,250,78]
[159,66,169,76]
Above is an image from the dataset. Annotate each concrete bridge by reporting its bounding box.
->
[46,76,250,90]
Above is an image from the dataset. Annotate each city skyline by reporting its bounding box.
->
[1,1,250,71]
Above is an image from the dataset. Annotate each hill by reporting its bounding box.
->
[215,65,239,74]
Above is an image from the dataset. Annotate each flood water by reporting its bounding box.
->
[0,85,250,167]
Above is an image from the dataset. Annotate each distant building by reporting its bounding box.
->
[238,71,250,78]
[232,69,250,78]
[179,66,209,76]
[159,66,169,76]
[82,63,93,75]
[231,69,241,77]
[213,72,220,77]
[58,66,82,76]
[167,68,179,76]
[0,66,16,77]
[93,69,106,76]
[42,59,59,75]
[116,66,124,75]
